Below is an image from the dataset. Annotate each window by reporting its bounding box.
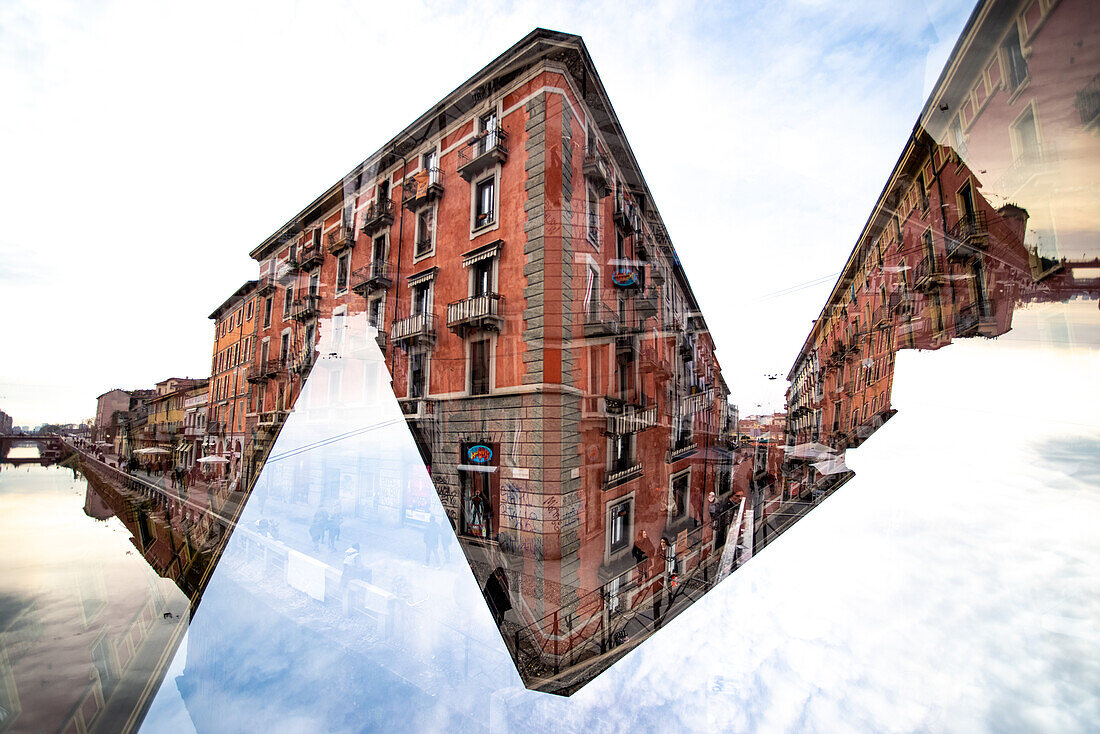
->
[411,282,431,316]
[336,253,350,294]
[409,350,427,398]
[415,208,434,257]
[332,310,346,357]
[283,286,293,318]
[279,332,290,364]
[1012,107,1040,163]
[950,116,968,162]
[472,258,493,296]
[609,499,632,555]
[470,337,490,395]
[259,339,269,369]
[1002,24,1028,90]
[372,235,387,275]
[309,272,320,297]
[368,297,384,329]
[670,471,690,521]
[312,228,322,248]
[917,174,929,212]
[479,111,499,154]
[263,297,272,328]
[610,432,635,473]
[474,177,495,229]
[959,182,977,224]
[587,185,600,243]
[246,300,254,321]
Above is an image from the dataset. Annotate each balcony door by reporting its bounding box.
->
[473,259,493,297]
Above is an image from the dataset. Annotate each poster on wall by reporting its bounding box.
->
[403,476,432,525]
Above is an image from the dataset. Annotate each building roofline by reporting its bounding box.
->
[208,280,259,320]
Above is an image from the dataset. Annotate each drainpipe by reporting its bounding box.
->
[389,151,409,367]
[928,136,954,312]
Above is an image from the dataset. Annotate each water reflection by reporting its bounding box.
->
[0,462,190,733]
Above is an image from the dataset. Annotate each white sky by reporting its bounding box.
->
[0,0,975,426]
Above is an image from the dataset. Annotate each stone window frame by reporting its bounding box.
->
[605,492,635,563]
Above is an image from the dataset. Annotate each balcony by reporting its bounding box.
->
[256,274,277,297]
[873,306,892,330]
[612,191,640,234]
[583,303,623,338]
[914,254,945,292]
[446,293,503,336]
[350,261,393,296]
[290,295,320,322]
[325,226,354,256]
[457,128,508,182]
[954,303,980,337]
[398,398,435,422]
[292,243,324,271]
[292,347,316,374]
[888,290,916,316]
[678,332,696,361]
[640,345,672,377]
[403,167,445,211]
[257,410,288,432]
[607,403,658,436]
[946,212,988,261]
[248,360,284,383]
[360,199,395,235]
[666,442,697,463]
[582,145,610,193]
[391,312,435,346]
[996,144,1060,194]
[1076,72,1100,127]
[603,462,642,489]
[680,388,712,416]
[636,287,659,321]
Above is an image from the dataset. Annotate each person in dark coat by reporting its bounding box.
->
[309,508,329,551]
[422,517,441,566]
[483,567,511,627]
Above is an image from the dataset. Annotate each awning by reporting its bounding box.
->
[407,266,438,288]
[462,239,503,268]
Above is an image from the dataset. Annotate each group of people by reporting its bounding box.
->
[309,507,344,551]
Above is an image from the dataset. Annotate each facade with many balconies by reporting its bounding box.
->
[237,30,738,691]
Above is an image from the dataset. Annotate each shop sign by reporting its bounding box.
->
[467,444,493,464]
[612,269,638,287]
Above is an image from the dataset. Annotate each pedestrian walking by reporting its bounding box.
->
[423,517,441,566]
[309,508,329,551]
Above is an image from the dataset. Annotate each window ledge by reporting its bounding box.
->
[1007,77,1031,106]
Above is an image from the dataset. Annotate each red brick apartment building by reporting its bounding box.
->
[206,280,258,484]
[785,0,1100,495]
[230,30,738,689]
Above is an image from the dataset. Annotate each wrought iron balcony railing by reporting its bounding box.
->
[360,199,395,235]
[325,226,354,255]
[946,212,988,261]
[403,166,445,210]
[582,145,610,192]
[350,261,393,296]
[954,303,980,337]
[457,128,509,181]
[292,243,324,271]
[914,254,945,292]
[290,295,320,322]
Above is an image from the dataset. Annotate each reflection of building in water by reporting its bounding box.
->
[0,469,188,734]
[783,0,1100,506]
[233,30,740,692]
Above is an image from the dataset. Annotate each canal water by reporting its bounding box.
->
[0,461,190,733]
